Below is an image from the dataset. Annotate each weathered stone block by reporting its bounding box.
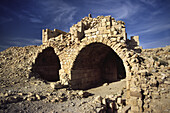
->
[98,27,106,31]
[101,22,106,27]
[102,34,108,38]
[130,91,142,98]
[131,105,140,112]
[129,97,138,106]
[110,37,117,42]
[121,105,131,113]
[102,38,109,44]
[91,28,97,32]
[102,18,107,22]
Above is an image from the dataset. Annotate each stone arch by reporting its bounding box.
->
[70,37,130,89]
[32,47,61,81]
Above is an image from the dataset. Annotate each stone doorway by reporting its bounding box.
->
[32,47,61,81]
[71,43,126,89]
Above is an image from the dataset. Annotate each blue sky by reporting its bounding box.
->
[0,0,170,51]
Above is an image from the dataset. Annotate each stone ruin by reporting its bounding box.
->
[27,14,169,112]
[38,14,141,88]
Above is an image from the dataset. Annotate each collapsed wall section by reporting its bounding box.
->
[42,29,67,44]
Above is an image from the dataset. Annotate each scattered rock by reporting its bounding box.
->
[17,93,23,96]
[103,83,109,86]
[102,98,107,105]
[117,97,122,105]
[50,81,63,89]
[96,107,106,113]
[164,81,170,85]
[35,94,41,100]
[50,97,58,102]
[94,96,103,103]
[150,77,158,87]
[121,105,131,113]
[137,69,149,76]
[78,91,91,98]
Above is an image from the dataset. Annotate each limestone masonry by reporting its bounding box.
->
[40,14,142,88]
[38,14,145,112]
[33,14,167,112]
[0,14,169,113]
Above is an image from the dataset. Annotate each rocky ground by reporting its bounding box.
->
[0,45,170,113]
[0,77,126,113]
[0,46,127,113]
[140,46,170,113]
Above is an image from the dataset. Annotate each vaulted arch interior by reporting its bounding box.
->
[32,47,61,81]
[71,43,126,89]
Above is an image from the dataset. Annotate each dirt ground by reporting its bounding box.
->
[87,79,126,97]
[0,76,126,113]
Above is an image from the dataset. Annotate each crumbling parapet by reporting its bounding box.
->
[127,36,140,47]
[69,21,85,40]
[126,36,142,52]
[42,29,67,44]
[68,15,128,43]
[131,36,139,46]
[42,14,130,46]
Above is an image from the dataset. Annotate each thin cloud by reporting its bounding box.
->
[141,36,170,49]
[134,23,170,35]
[21,10,43,24]
[116,1,141,20]
[30,18,43,23]
[21,10,35,17]
[0,38,41,51]
[0,4,43,24]
[8,38,42,47]
[85,0,141,20]
[0,4,24,19]
[40,0,77,26]
[140,0,157,6]
[0,17,13,25]
[0,45,10,51]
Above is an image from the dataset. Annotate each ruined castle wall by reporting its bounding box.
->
[35,15,153,112]
[1,14,168,112]
[42,29,67,44]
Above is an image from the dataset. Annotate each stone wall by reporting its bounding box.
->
[42,29,67,44]
[34,14,145,112]
[12,14,168,112]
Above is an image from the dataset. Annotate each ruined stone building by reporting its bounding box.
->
[31,14,149,112]
[0,13,169,112]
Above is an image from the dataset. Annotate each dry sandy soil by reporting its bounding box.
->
[0,76,126,113]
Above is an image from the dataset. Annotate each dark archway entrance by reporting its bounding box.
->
[32,47,61,81]
[71,43,126,89]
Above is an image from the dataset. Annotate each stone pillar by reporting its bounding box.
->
[131,36,139,46]
[88,13,92,18]
[42,29,49,44]
[122,28,127,41]
[42,29,45,43]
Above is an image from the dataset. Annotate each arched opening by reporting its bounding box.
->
[32,47,61,81]
[71,43,126,89]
